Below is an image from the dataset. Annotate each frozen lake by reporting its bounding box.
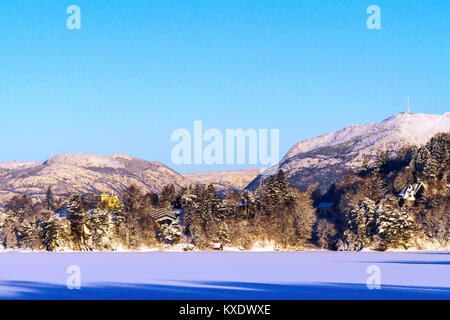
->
[0,251,449,299]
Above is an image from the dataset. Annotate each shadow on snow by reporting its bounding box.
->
[0,280,449,300]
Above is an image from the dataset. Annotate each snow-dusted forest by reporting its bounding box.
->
[0,133,449,252]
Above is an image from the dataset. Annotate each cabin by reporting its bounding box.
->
[317,202,334,216]
[100,194,121,210]
[212,242,224,251]
[150,208,177,226]
[398,181,426,206]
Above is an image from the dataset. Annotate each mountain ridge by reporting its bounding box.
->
[0,153,261,205]
[247,112,450,192]
[0,153,188,204]
[1,112,448,204]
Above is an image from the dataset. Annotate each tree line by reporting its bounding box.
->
[0,133,448,251]
[0,170,316,251]
[319,132,450,250]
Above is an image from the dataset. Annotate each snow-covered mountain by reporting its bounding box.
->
[0,153,262,205]
[184,168,262,191]
[247,112,450,192]
[1,112,448,204]
[0,153,189,204]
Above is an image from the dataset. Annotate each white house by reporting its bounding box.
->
[398,181,425,205]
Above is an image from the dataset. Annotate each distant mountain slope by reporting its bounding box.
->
[247,112,450,193]
[0,153,188,204]
[0,153,262,205]
[2,112,449,205]
[184,169,262,191]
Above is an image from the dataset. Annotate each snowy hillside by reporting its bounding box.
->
[0,153,189,204]
[184,169,262,191]
[0,161,37,170]
[248,112,450,192]
[0,154,261,204]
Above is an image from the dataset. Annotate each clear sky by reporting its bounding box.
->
[0,1,448,172]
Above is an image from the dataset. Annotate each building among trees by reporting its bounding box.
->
[100,194,121,210]
[397,182,426,206]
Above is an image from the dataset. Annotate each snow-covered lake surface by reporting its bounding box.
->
[0,251,448,299]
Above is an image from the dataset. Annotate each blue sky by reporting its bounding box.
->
[0,1,448,172]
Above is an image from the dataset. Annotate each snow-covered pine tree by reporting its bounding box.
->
[17,219,38,250]
[110,201,125,226]
[45,187,55,211]
[218,222,231,245]
[417,195,449,246]
[256,170,316,248]
[90,209,115,250]
[204,184,224,218]
[0,212,19,249]
[41,213,66,251]
[348,198,377,247]
[359,155,370,176]
[159,184,176,208]
[338,230,362,251]
[423,153,440,180]
[376,197,415,250]
[122,185,144,214]
[180,185,199,237]
[374,150,389,174]
[241,189,256,218]
[203,184,225,242]
[291,188,317,247]
[159,221,182,245]
[275,170,289,193]
[66,193,90,250]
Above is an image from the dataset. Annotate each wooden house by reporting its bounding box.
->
[150,207,177,226]
[398,182,426,206]
[99,194,121,210]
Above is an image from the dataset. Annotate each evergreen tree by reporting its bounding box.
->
[360,155,369,174]
[41,213,67,251]
[122,185,143,214]
[376,150,390,174]
[111,202,126,226]
[45,187,55,211]
[66,193,90,250]
[159,221,182,245]
[316,219,337,250]
[417,196,449,246]
[348,198,377,247]
[180,185,199,237]
[159,184,176,208]
[17,218,40,250]
[90,209,115,250]
[241,190,256,218]
[291,188,317,247]
[417,133,449,181]
[376,198,415,250]
[147,192,159,208]
[218,222,231,245]
[202,184,225,243]
[0,212,19,249]
[5,195,35,220]
[255,170,316,248]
